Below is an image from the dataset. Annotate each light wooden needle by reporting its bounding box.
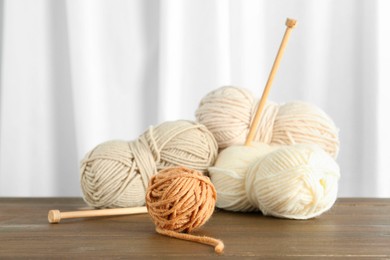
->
[245,18,297,146]
[48,207,148,223]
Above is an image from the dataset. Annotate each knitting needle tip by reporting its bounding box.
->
[286,18,297,28]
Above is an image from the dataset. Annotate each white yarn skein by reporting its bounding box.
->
[209,143,277,212]
[246,144,340,219]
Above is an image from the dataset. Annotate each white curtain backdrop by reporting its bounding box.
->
[0,0,389,197]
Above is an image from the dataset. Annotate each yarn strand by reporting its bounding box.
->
[156,227,224,254]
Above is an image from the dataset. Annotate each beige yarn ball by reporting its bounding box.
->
[195,86,340,158]
[246,144,340,219]
[80,120,218,208]
[196,86,255,149]
[209,143,276,212]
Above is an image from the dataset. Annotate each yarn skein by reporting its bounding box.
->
[209,143,340,219]
[209,143,277,212]
[195,86,340,158]
[146,167,224,254]
[80,120,218,209]
[246,144,340,219]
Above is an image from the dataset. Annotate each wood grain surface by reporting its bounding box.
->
[0,198,389,258]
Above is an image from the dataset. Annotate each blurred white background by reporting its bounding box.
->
[0,0,389,197]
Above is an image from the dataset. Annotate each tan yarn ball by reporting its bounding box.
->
[146,167,224,254]
[80,120,218,208]
[146,167,217,233]
[246,144,340,219]
[195,86,340,158]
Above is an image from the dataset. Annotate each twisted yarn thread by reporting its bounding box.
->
[209,143,340,219]
[80,120,218,208]
[246,144,340,219]
[196,86,340,158]
[209,143,277,211]
[146,167,224,254]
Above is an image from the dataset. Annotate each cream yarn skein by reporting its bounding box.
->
[209,143,276,212]
[209,143,340,219]
[80,120,218,208]
[195,86,340,158]
[196,86,255,149]
[246,144,340,219]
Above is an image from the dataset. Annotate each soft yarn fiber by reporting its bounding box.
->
[246,144,340,219]
[209,143,277,211]
[80,120,218,208]
[209,143,340,219]
[196,86,340,158]
[146,167,224,254]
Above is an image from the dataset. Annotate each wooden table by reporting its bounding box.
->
[0,198,389,258]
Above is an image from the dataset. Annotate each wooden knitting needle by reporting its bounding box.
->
[48,206,148,223]
[245,18,297,146]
